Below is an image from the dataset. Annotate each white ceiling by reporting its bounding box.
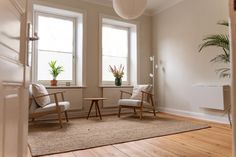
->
[80,0,185,15]
[146,0,184,15]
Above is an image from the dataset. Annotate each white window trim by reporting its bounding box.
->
[32,4,86,86]
[99,14,140,86]
[33,11,76,84]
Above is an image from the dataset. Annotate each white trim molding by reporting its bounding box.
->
[158,107,230,124]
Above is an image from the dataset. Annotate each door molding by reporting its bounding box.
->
[229,0,236,156]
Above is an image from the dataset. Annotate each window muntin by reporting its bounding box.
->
[102,24,129,82]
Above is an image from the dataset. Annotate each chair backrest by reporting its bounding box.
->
[31,84,51,107]
[130,84,152,100]
[29,85,39,113]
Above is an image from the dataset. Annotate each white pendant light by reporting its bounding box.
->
[113,0,147,20]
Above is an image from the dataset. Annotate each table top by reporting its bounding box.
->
[84,98,108,101]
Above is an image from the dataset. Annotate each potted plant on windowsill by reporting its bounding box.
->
[109,64,124,86]
[49,60,64,86]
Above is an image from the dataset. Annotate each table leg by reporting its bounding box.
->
[95,101,102,120]
[95,104,98,117]
[87,101,94,119]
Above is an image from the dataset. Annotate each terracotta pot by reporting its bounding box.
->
[50,80,57,86]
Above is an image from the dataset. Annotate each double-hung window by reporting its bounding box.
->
[34,12,76,84]
[102,23,130,84]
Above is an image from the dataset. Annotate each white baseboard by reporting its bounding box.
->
[158,107,230,124]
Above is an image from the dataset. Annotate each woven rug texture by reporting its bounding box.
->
[28,114,209,156]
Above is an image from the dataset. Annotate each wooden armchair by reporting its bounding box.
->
[118,85,156,119]
[29,84,70,128]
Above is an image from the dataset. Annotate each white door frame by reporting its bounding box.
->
[230,0,236,157]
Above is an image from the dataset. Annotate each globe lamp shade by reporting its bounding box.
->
[113,0,147,20]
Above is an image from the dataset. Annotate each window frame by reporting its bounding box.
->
[33,11,77,85]
[101,21,131,85]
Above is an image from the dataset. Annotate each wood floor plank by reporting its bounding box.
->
[130,140,179,157]
[145,137,216,157]
[183,130,231,148]
[73,149,99,157]
[114,142,153,157]
[91,146,129,157]
[165,133,231,157]
[41,152,76,157]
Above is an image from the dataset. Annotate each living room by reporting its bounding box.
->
[0,0,234,157]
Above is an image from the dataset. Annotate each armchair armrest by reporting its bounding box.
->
[33,91,65,99]
[32,91,66,110]
[141,91,154,97]
[120,90,132,99]
[140,91,154,106]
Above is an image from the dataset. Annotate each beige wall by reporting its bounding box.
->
[153,0,230,122]
[31,0,152,114]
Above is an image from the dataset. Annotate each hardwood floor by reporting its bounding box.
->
[28,113,232,157]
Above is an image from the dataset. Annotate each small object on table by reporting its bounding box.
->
[84,98,107,120]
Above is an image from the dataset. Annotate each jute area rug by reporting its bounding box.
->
[28,114,209,156]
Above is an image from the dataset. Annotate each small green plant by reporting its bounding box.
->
[199,20,230,78]
[48,60,64,80]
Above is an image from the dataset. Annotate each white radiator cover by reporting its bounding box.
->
[190,83,230,110]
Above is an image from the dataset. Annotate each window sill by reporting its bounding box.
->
[99,85,133,88]
[45,85,87,89]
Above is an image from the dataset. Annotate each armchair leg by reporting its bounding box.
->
[65,111,69,122]
[118,106,122,118]
[95,104,98,117]
[58,112,63,128]
[140,107,143,120]
[134,108,137,114]
[153,107,156,117]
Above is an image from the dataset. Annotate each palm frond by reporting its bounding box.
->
[217,20,229,27]
[199,20,230,78]
[199,34,229,52]
[210,54,230,63]
[216,68,230,78]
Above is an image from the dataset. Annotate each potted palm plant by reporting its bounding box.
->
[199,20,230,77]
[49,60,64,86]
[199,21,231,126]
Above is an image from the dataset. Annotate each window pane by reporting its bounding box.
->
[102,26,128,58]
[38,15,73,52]
[102,25,129,82]
[102,56,127,81]
[37,50,73,81]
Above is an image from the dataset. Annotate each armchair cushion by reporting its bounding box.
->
[118,99,150,107]
[130,84,152,100]
[31,101,70,114]
[29,85,40,113]
[31,84,51,107]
